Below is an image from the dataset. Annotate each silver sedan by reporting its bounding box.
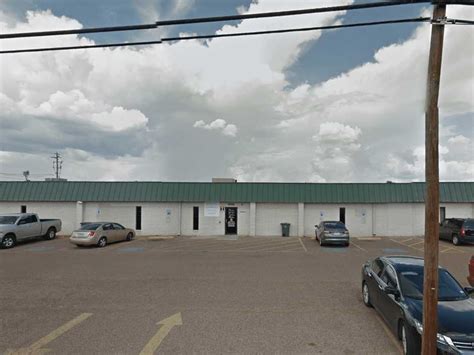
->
[70,222,135,247]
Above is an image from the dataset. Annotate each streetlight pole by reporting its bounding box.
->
[422,2,446,354]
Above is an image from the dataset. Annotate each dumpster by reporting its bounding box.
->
[280,223,291,237]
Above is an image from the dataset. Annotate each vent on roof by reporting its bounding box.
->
[212,178,237,183]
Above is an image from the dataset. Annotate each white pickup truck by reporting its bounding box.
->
[0,213,62,249]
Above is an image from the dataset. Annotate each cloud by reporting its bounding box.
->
[193,119,238,137]
[0,2,472,182]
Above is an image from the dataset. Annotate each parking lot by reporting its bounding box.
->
[1,235,472,355]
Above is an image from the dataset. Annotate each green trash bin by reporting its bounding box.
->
[280,223,291,237]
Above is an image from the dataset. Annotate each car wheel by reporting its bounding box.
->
[44,227,56,240]
[400,321,421,355]
[126,232,133,241]
[1,234,16,249]
[362,282,372,307]
[319,237,324,247]
[97,237,107,248]
[452,234,460,246]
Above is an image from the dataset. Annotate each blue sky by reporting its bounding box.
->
[3,0,428,85]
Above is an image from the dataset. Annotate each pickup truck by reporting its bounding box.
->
[0,213,62,249]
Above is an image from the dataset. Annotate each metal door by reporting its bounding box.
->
[225,207,237,235]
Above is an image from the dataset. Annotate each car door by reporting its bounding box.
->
[366,258,385,309]
[102,224,116,242]
[439,219,450,241]
[29,214,42,237]
[16,215,40,240]
[112,223,126,241]
[377,265,402,334]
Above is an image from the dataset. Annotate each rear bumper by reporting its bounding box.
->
[69,237,98,246]
[322,236,349,244]
[460,236,474,244]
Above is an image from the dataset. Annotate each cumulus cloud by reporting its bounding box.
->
[0,2,472,182]
[193,119,238,137]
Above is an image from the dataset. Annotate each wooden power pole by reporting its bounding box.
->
[422,2,446,354]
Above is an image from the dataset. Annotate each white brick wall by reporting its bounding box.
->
[256,203,298,237]
[0,202,77,235]
[180,203,250,236]
[1,201,472,237]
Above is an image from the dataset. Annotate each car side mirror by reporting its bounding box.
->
[384,286,401,298]
[464,287,474,295]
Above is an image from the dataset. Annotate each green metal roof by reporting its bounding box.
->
[0,181,472,203]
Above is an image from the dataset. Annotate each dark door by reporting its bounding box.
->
[225,207,237,235]
[439,219,450,241]
[377,265,402,334]
[339,207,346,224]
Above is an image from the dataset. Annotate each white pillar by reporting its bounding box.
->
[76,201,83,229]
[250,202,256,237]
[298,203,304,237]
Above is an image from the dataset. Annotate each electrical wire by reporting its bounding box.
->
[0,0,434,40]
[450,18,474,24]
[0,17,431,54]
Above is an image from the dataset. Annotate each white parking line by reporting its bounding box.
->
[350,240,367,252]
[299,238,308,252]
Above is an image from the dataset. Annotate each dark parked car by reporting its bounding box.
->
[469,256,474,287]
[439,218,474,246]
[361,256,474,355]
[315,221,349,246]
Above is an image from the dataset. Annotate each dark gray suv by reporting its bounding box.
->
[439,218,474,246]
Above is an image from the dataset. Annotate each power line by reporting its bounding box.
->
[0,0,435,40]
[0,17,431,54]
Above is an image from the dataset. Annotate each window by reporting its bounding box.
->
[19,215,36,224]
[135,206,142,230]
[372,259,385,277]
[339,207,346,224]
[193,206,199,230]
[21,205,27,213]
[381,265,398,288]
[113,223,125,230]
[30,215,38,223]
[440,207,446,222]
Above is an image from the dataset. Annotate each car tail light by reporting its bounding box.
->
[88,231,95,237]
[460,228,465,237]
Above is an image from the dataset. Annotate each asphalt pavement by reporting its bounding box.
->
[0,235,472,354]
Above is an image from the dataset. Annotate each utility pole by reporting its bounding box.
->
[51,152,63,180]
[422,2,446,354]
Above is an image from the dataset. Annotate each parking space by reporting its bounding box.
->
[1,235,472,354]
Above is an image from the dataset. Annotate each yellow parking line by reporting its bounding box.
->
[239,240,298,251]
[407,240,424,247]
[441,246,465,254]
[257,242,301,252]
[6,313,92,354]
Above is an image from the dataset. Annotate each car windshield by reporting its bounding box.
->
[398,269,468,301]
[79,223,101,231]
[324,222,345,229]
[0,216,19,224]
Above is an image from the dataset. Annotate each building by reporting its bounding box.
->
[0,181,473,237]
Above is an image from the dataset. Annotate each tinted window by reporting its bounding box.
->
[0,216,18,224]
[113,223,125,230]
[79,223,101,231]
[324,222,345,229]
[398,269,467,301]
[381,266,398,288]
[30,215,38,223]
[103,224,113,230]
[372,259,385,277]
[449,219,463,227]
[464,219,474,229]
